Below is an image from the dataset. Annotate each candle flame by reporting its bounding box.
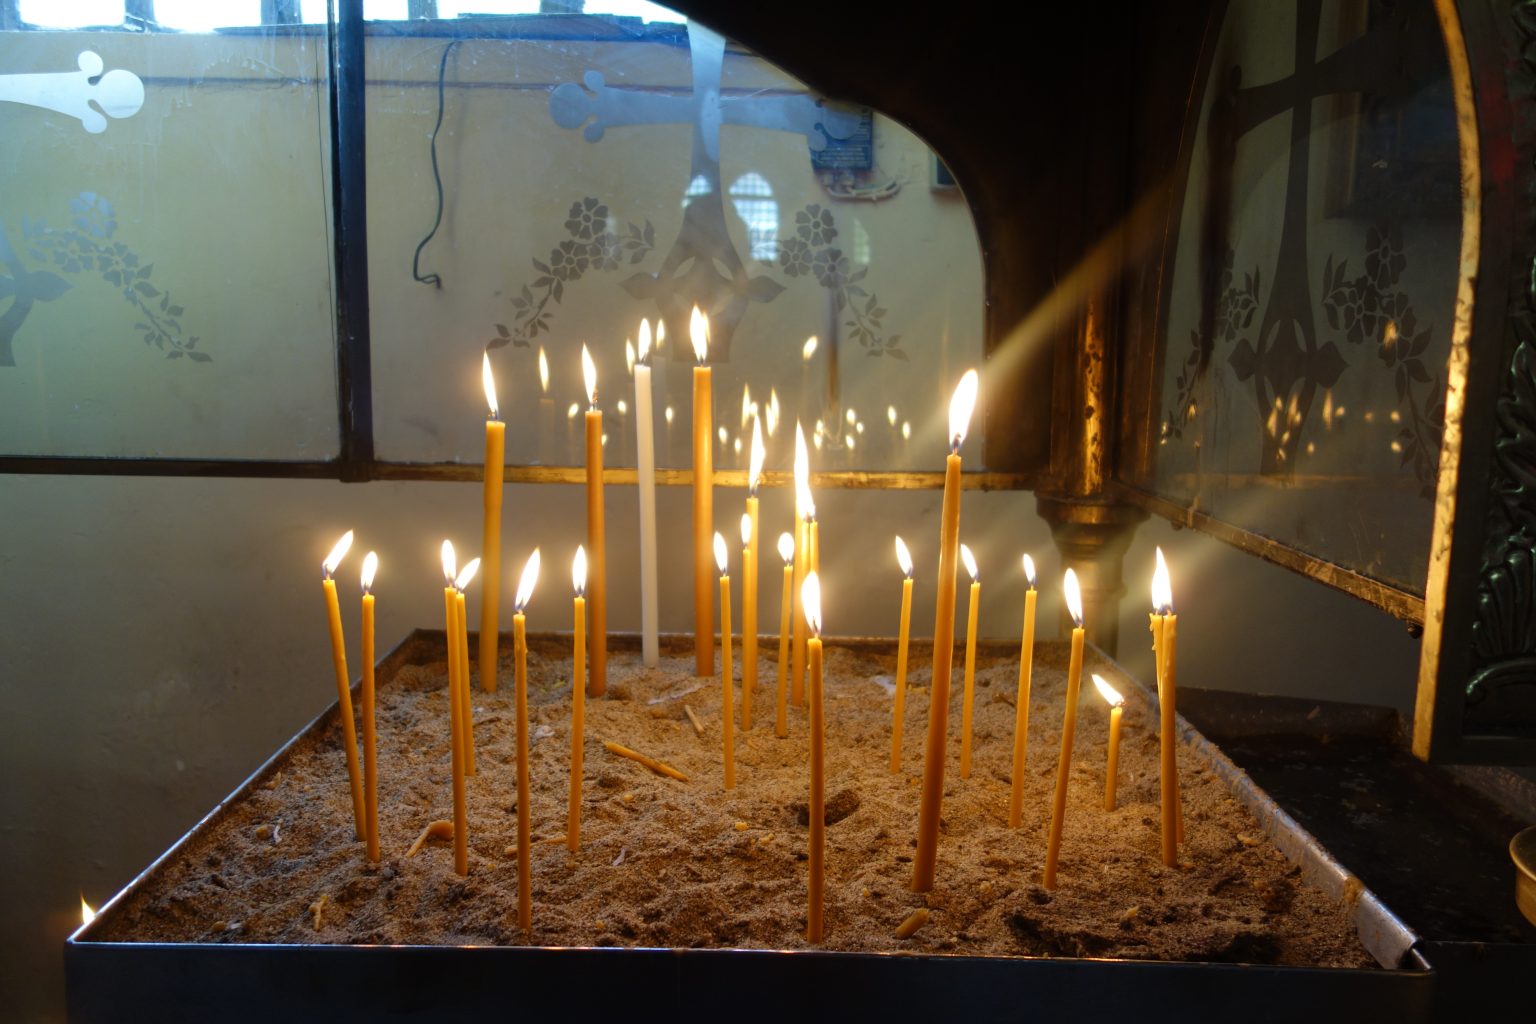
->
[582,344,597,407]
[573,545,587,596]
[656,319,665,350]
[1064,568,1084,627]
[538,347,549,393]
[665,405,675,425]
[778,531,794,564]
[638,319,652,363]
[80,895,96,926]
[567,402,579,420]
[794,422,814,520]
[949,369,979,452]
[740,512,752,547]
[741,385,752,429]
[1092,673,1124,708]
[961,543,979,582]
[625,339,635,376]
[902,421,911,440]
[714,531,728,575]
[690,306,709,364]
[887,405,897,426]
[1152,547,1173,614]
[749,417,765,494]
[1022,553,1036,587]
[895,535,913,578]
[482,352,499,419]
[361,551,378,594]
[802,571,822,636]
[767,388,780,436]
[454,557,480,592]
[514,548,541,612]
[323,530,354,579]
[441,539,456,585]
[802,336,818,361]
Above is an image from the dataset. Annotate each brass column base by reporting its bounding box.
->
[1036,494,1146,655]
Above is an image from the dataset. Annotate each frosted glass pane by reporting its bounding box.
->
[365,9,984,473]
[0,27,339,460]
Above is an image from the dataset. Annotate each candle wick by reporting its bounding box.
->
[951,435,961,454]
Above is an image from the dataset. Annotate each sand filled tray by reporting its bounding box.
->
[69,631,1431,1023]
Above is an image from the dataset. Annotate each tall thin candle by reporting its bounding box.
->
[320,530,366,843]
[454,560,481,777]
[803,571,826,942]
[715,532,736,789]
[959,543,981,780]
[792,423,812,707]
[569,546,587,852]
[583,345,607,696]
[1093,674,1125,811]
[890,537,914,773]
[913,369,979,893]
[440,541,468,875]
[479,354,504,693]
[775,532,794,739]
[691,307,714,676]
[1008,554,1038,828]
[743,419,764,729]
[1043,568,1086,889]
[1153,549,1181,865]
[512,549,541,930]
[635,320,659,667]
[360,551,380,863]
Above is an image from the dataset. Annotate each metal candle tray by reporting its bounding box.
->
[66,631,1434,1023]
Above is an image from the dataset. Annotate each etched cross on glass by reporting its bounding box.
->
[549,21,860,359]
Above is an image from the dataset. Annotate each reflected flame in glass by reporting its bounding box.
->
[638,318,652,363]
[794,422,814,520]
[538,347,549,394]
[802,336,818,361]
[749,417,765,494]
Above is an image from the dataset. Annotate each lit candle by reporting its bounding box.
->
[635,320,660,668]
[715,532,736,790]
[440,541,468,876]
[692,307,714,676]
[959,543,981,780]
[320,530,366,843]
[1093,674,1125,811]
[803,571,826,942]
[360,551,380,863]
[1008,554,1038,828]
[743,420,765,730]
[569,546,587,852]
[775,532,794,739]
[479,353,505,694]
[912,369,979,893]
[454,559,480,777]
[890,536,914,773]
[582,344,607,696]
[1153,548,1182,864]
[1043,568,1087,889]
[512,549,541,930]
[792,423,812,707]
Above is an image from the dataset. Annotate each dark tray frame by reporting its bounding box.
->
[66,630,1435,1023]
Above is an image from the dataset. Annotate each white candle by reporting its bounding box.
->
[635,320,659,667]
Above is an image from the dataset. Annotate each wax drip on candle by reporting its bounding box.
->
[440,539,456,586]
[482,352,500,421]
[514,549,541,612]
[582,344,598,411]
[1023,552,1036,588]
[778,531,794,564]
[361,551,378,595]
[573,544,587,597]
[961,543,979,583]
[323,530,354,580]
[895,536,913,579]
[949,368,979,454]
[1092,673,1124,708]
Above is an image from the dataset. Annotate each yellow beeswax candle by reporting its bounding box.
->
[321,530,366,843]
[513,549,541,930]
[439,542,468,875]
[743,420,764,729]
[740,513,755,730]
[1153,548,1178,863]
[1093,674,1125,811]
[569,546,587,852]
[691,308,714,676]
[1043,569,1086,890]
[1008,555,1038,828]
[913,370,978,893]
[479,353,504,694]
[959,544,981,780]
[791,424,810,707]
[360,551,380,863]
[455,560,481,776]
[716,533,735,790]
[581,346,607,696]
[804,572,826,942]
[891,536,914,773]
[776,532,794,739]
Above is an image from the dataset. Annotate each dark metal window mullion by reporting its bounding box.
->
[330,0,374,481]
